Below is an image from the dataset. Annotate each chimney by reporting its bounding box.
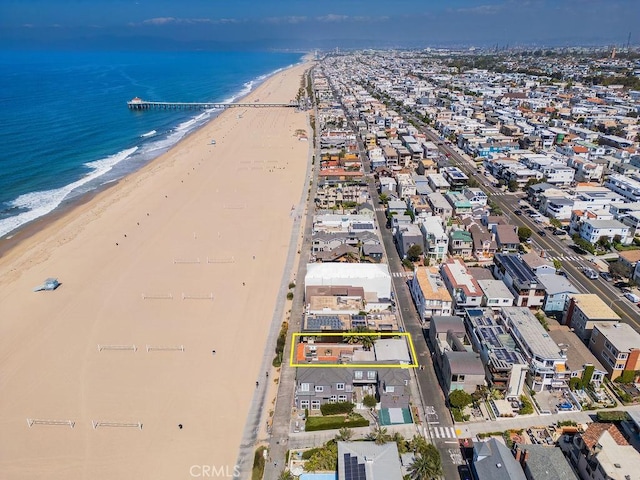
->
[521,449,530,468]
[514,446,522,463]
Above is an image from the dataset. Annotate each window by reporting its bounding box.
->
[311,400,321,410]
[336,383,345,391]
[315,386,324,393]
[385,386,395,393]
[338,395,347,402]
[330,395,337,403]
[367,371,376,380]
[300,383,310,392]
[300,400,309,409]
[355,371,363,380]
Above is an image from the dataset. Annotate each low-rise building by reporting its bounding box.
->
[547,322,606,389]
[494,224,520,252]
[441,259,484,314]
[442,351,486,394]
[512,443,578,480]
[338,442,403,480]
[499,307,568,392]
[478,279,515,310]
[493,253,546,308]
[409,267,453,321]
[589,322,640,381]
[419,216,448,261]
[579,218,630,245]
[604,173,640,202]
[562,294,621,342]
[449,230,473,259]
[472,438,527,480]
[465,308,528,398]
[394,223,423,259]
[538,274,580,313]
[566,423,640,480]
[463,187,488,207]
[427,192,453,222]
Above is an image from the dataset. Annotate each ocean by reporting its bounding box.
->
[0,50,303,238]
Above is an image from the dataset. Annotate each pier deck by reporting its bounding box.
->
[127,98,297,110]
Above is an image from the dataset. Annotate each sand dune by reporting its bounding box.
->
[0,61,311,479]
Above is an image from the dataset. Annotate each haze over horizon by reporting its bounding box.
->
[1,0,638,51]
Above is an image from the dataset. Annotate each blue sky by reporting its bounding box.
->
[1,0,637,50]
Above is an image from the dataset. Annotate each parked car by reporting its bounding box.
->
[570,245,588,255]
[582,268,599,280]
[553,229,567,236]
[538,230,547,237]
[624,292,640,303]
[514,209,522,215]
[614,281,631,289]
[600,272,614,282]
[557,270,567,277]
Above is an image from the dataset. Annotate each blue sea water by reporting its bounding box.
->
[0,50,303,238]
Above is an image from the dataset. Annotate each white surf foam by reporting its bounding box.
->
[0,147,137,238]
[141,129,157,138]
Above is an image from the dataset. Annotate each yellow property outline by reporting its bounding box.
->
[289,332,418,368]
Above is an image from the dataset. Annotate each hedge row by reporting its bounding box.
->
[320,402,354,416]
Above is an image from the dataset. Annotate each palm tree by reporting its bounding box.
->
[408,448,443,480]
[345,326,378,351]
[366,426,391,445]
[335,427,354,442]
[277,471,294,480]
[409,434,428,455]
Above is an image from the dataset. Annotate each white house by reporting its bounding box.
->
[579,219,630,245]
[463,187,488,207]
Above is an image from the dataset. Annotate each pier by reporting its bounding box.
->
[127,97,298,110]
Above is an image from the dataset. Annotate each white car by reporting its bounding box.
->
[582,268,599,280]
[624,292,640,303]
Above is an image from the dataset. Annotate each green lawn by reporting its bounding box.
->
[305,414,369,432]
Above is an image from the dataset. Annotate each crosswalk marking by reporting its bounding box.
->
[391,271,413,278]
[430,426,457,439]
[546,255,583,262]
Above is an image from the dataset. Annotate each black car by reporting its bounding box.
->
[614,281,631,289]
[537,230,547,237]
[557,270,567,277]
[514,209,522,215]
[553,229,566,236]
[570,244,588,255]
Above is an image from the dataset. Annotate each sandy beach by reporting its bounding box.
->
[0,61,311,479]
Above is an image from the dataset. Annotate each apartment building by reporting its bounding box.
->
[579,218,630,245]
[441,259,484,315]
[493,253,546,308]
[563,294,621,342]
[604,174,640,202]
[589,322,640,381]
[409,266,453,321]
[465,308,528,398]
[419,216,448,261]
[499,307,568,392]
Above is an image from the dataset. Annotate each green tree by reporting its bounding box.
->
[367,426,392,445]
[408,444,443,480]
[597,236,611,250]
[518,226,532,242]
[363,394,378,409]
[553,259,563,271]
[519,395,534,415]
[449,389,473,409]
[407,244,423,262]
[304,441,338,472]
[392,432,408,454]
[379,192,389,205]
[508,179,519,192]
[335,427,354,442]
[409,434,428,455]
[345,326,378,351]
[550,218,563,229]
